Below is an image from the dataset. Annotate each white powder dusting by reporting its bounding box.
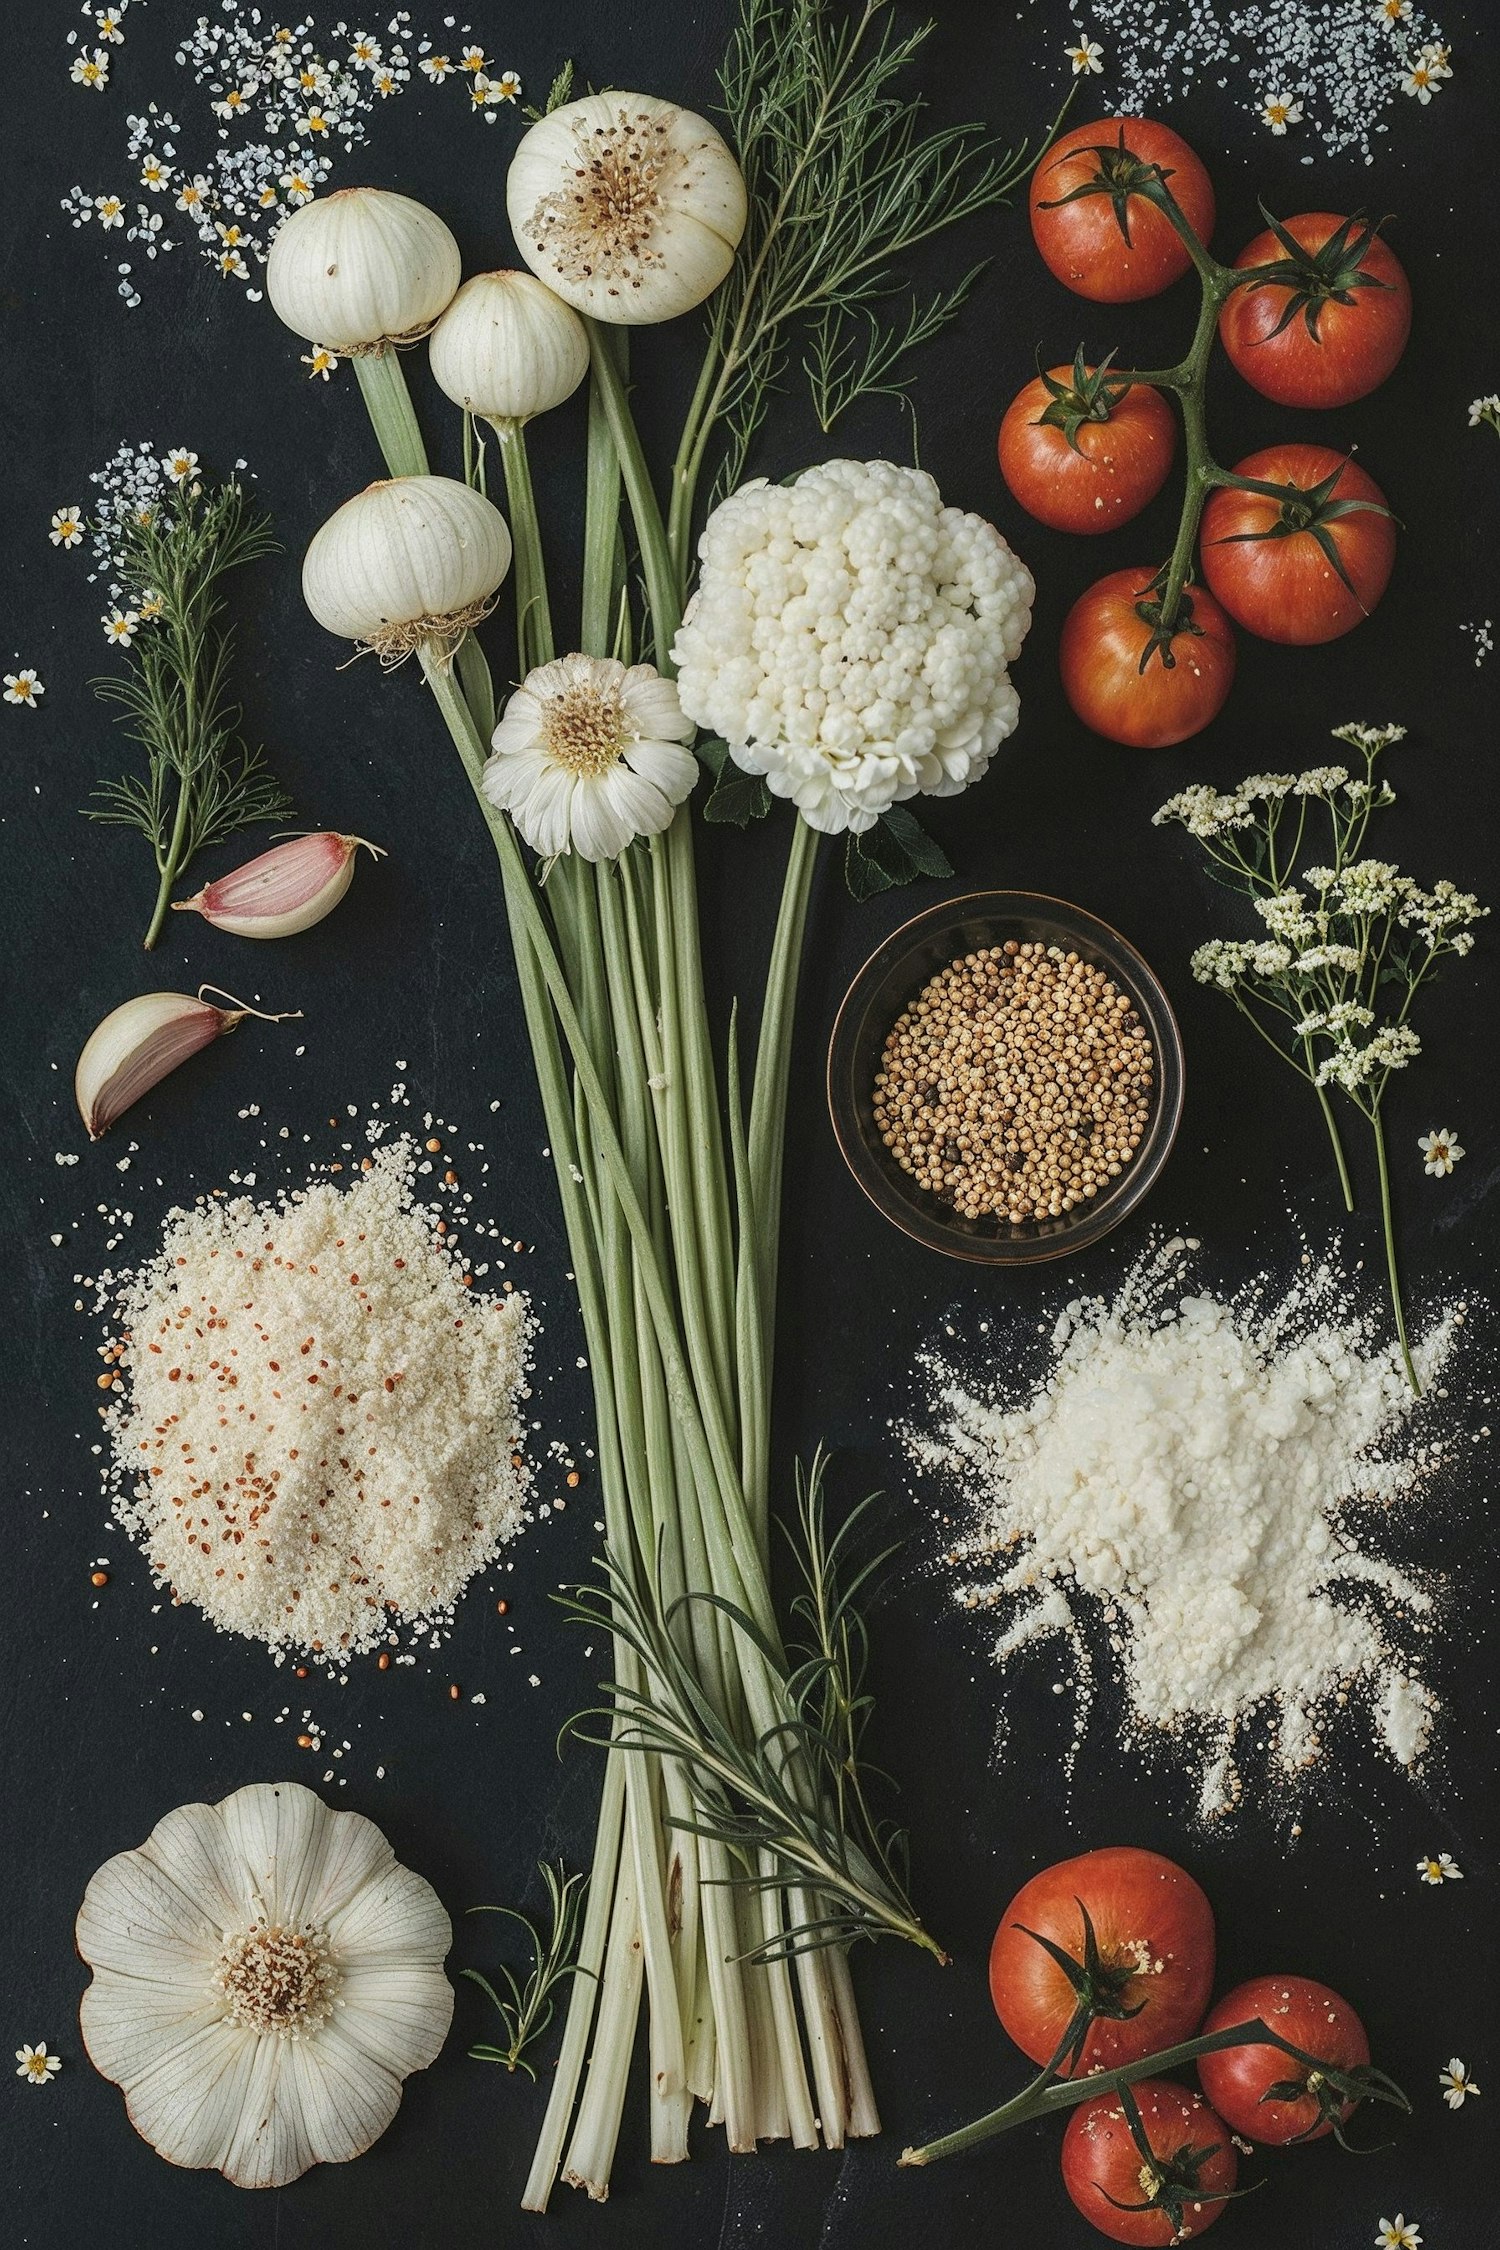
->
[99,1136,532,1664]
[910,1239,1463,1817]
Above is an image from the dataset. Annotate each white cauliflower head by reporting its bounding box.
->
[671,457,1034,834]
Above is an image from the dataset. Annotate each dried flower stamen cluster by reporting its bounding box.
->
[540,677,628,777]
[525,107,681,294]
[873,942,1154,1224]
[213,1920,342,2039]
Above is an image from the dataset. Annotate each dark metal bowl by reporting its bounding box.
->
[826,889,1185,1264]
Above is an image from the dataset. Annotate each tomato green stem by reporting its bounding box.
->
[898,2018,1407,2168]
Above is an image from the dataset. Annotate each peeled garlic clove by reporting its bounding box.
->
[75,988,299,1139]
[174,832,384,939]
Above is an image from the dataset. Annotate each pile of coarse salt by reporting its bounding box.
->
[910,1238,1462,1818]
[98,1136,532,1665]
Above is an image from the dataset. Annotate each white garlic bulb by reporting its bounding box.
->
[302,477,512,656]
[266,188,461,351]
[429,270,590,424]
[506,93,747,326]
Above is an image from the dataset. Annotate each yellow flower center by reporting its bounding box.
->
[214,1922,341,2038]
[541,682,628,778]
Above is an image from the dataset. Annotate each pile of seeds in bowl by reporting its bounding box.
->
[872,940,1155,1224]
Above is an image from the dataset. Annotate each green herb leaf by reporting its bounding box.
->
[843,806,953,900]
[463,1862,589,2079]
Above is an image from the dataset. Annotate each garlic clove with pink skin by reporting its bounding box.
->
[75,987,301,1139]
[173,831,384,939]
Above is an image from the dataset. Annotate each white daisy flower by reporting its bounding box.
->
[1401,61,1442,101]
[96,194,126,228]
[297,108,331,137]
[492,69,522,101]
[1439,2058,1480,2108]
[483,654,698,864]
[102,608,140,646]
[460,44,487,71]
[3,669,45,708]
[71,49,111,90]
[212,84,256,120]
[219,248,251,279]
[295,62,330,96]
[76,1782,452,2188]
[50,507,84,548]
[1419,42,1454,80]
[301,346,340,380]
[162,448,199,484]
[1260,91,1304,133]
[1376,2220,1421,2250]
[279,169,316,205]
[139,155,169,190]
[1065,38,1104,75]
[372,67,398,98]
[15,2043,61,2085]
[1418,1851,1463,1883]
[176,174,212,213]
[1376,0,1411,19]
[349,32,382,68]
[1418,1128,1464,1176]
[420,53,453,80]
[95,11,126,42]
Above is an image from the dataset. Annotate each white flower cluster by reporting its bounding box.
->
[672,459,1034,836]
[1400,878,1488,954]
[59,8,520,310]
[1315,1022,1422,1091]
[1470,395,1500,434]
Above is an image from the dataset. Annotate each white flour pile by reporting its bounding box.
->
[99,1137,533,1664]
[911,1240,1462,1817]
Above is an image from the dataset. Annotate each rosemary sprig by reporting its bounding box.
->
[665,0,1073,585]
[462,1862,590,2079]
[562,1456,940,1962]
[85,476,292,948]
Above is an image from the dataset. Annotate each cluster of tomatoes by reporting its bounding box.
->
[998,119,1413,748]
[988,1847,1386,2243]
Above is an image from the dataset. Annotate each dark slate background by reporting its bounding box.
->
[2,3,1495,2245]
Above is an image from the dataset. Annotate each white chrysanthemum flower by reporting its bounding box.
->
[672,458,1033,836]
[77,1782,453,2189]
[483,653,697,863]
[1418,1128,1464,1177]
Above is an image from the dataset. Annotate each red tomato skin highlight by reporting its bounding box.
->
[1197,1976,1371,2145]
[1219,214,1412,408]
[1061,2079,1238,2245]
[1200,444,1396,645]
[1058,571,1236,749]
[989,1846,1216,2074]
[1030,119,1216,304]
[999,373,1177,534]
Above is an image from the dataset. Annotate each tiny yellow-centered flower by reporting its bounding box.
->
[1376,2219,1422,2250]
[3,669,45,709]
[1418,1851,1463,1884]
[50,507,84,548]
[16,2043,61,2084]
[1439,2058,1479,2108]
[1065,38,1104,75]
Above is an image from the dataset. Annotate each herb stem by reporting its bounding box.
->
[1307,1041,1357,1212]
[1372,1103,1420,1395]
[353,347,429,479]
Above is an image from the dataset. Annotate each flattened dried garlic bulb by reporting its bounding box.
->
[174,832,383,939]
[77,1781,453,2189]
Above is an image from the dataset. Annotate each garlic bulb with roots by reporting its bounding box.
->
[506,93,747,325]
[302,476,512,664]
[266,188,460,352]
[429,270,589,424]
[77,1781,453,2189]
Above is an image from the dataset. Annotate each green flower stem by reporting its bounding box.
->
[494,418,555,672]
[353,347,429,479]
[585,322,681,661]
[1305,1039,1356,1213]
[1372,1103,1420,1395]
[142,739,195,950]
[899,2018,1405,2167]
[583,332,628,658]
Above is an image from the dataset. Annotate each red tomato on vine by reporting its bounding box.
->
[1200,444,1396,644]
[1196,1977,1373,2146]
[1219,212,1412,407]
[1061,2079,1238,2244]
[998,353,1177,533]
[1058,572,1236,748]
[1030,119,1216,303]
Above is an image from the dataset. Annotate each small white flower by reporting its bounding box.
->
[102,607,140,647]
[1418,1130,1464,1177]
[212,85,257,121]
[420,53,453,81]
[1260,91,1304,134]
[95,194,126,228]
[162,448,199,484]
[1469,394,1500,431]
[175,173,211,213]
[3,669,44,708]
[295,62,330,97]
[484,654,698,864]
[50,507,84,548]
[349,31,382,68]
[139,154,169,190]
[296,107,331,137]
[279,169,316,205]
[460,44,487,71]
[71,49,111,89]
[1376,2220,1422,2250]
[219,248,251,279]
[95,10,126,42]
[15,2043,61,2086]
[492,69,522,102]
[1419,42,1454,80]
[1065,37,1104,75]
[372,67,399,98]
[1375,0,1411,19]
[1400,61,1441,101]
[1418,1851,1463,1884]
[301,346,340,380]
[1439,2058,1480,2108]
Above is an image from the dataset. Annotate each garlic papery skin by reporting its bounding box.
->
[265,188,461,352]
[428,271,590,424]
[77,1782,453,2189]
[302,477,512,663]
[76,989,299,1138]
[174,833,384,939]
[506,94,748,325]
